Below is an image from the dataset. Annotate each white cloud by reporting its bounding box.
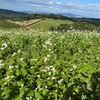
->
[27,0,100,17]
[0,0,100,18]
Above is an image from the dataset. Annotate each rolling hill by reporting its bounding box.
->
[30,18,73,30]
[0,9,26,15]
[0,9,27,20]
[0,8,100,31]
[0,20,23,29]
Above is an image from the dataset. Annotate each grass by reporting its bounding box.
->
[0,20,22,29]
[30,18,73,30]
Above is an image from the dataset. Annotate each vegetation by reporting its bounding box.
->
[0,9,100,100]
[30,18,73,30]
[75,18,100,26]
[0,29,100,100]
[50,21,100,32]
[0,9,72,21]
[0,9,26,21]
[1,9,100,32]
[0,20,23,29]
[19,13,73,21]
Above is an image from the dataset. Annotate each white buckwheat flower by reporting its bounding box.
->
[9,66,14,69]
[47,54,50,58]
[1,43,7,50]
[73,65,77,69]
[0,60,4,69]
[45,39,52,45]
[26,97,30,100]
[52,77,56,80]
[12,52,16,56]
[58,79,63,84]
[44,57,48,62]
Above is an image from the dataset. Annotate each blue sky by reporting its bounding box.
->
[0,0,100,18]
[56,0,100,4]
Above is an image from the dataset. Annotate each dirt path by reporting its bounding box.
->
[7,19,42,26]
[21,19,43,26]
[7,19,43,32]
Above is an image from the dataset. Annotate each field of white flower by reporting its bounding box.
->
[0,28,100,100]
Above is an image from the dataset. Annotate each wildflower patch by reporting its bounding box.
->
[0,29,100,99]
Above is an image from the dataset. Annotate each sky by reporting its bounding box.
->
[0,0,100,18]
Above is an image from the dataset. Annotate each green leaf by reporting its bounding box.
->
[87,82,92,91]
[21,68,27,76]
[60,86,66,92]
[17,81,23,86]
[74,88,79,93]
[36,79,43,86]
[1,88,10,96]
[47,80,53,86]
[42,88,46,96]
[52,91,57,99]
[0,41,2,47]
[16,69,21,76]
[8,60,14,65]
[27,90,34,97]
[30,60,35,65]
[20,61,27,67]
[20,87,25,97]
[35,91,42,99]
[67,83,72,87]
[15,96,22,100]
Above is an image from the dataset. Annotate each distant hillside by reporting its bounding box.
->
[22,11,81,18]
[0,9,26,15]
[0,8,100,31]
[0,9,27,20]
[58,13,81,18]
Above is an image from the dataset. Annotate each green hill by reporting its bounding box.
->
[0,9,26,20]
[0,20,23,29]
[30,18,73,30]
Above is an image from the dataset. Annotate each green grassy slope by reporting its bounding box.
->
[30,18,73,30]
[0,20,23,29]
